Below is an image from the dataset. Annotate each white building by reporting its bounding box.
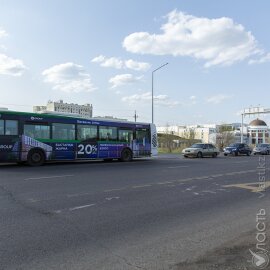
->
[248,119,269,144]
[158,119,269,145]
[157,124,218,143]
[33,100,93,118]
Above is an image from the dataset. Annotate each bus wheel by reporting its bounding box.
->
[120,149,133,162]
[27,149,45,166]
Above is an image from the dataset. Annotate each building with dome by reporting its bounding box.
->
[248,119,269,144]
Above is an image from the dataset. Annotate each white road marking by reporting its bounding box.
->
[24,175,74,181]
[202,190,216,194]
[104,188,126,192]
[69,204,96,211]
[193,192,199,195]
[211,174,224,178]
[132,184,152,189]
[157,181,174,185]
[105,197,120,201]
[195,176,209,180]
[67,192,91,198]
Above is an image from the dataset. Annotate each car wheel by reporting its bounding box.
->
[184,155,188,158]
[27,149,45,166]
[268,150,270,155]
[233,151,238,156]
[247,151,251,156]
[212,153,217,158]
[120,148,133,162]
[224,153,227,156]
[197,152,203,158]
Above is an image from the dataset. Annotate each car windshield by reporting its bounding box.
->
[228,144,239,147]
[257,144,268,147]
[190,144,204,148]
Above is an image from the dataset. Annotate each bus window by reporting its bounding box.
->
[119,129,133,143]
[24,124,50,139]
[77,125,97,140]
[136,129,150,144]
[99,126,117,141]
[5,120,18,135]
[52,123,75,140]
[0,120,4,135]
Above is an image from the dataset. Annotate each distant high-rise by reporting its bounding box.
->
[33,100,93,118]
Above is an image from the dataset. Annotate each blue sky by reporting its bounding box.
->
[1,0,270,125]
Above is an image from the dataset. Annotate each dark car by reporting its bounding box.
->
[223,143,252,156]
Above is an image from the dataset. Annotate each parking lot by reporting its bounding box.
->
[0,154,269,270]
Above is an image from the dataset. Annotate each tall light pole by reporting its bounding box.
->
[152,63,168,123]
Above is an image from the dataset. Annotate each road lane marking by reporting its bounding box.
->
[132,184,152,189]
[104,188,127,192]
[157,181,174,185]
[69,204,96,211]
[24,175,74,181]
[211,174,224,178]
[202,190,216,194]
[105,197,120,201]
[223,181,270,193]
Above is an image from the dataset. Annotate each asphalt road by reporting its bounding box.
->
[0,154,269,270]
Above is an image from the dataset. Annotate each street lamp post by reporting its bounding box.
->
[152,63,168,123]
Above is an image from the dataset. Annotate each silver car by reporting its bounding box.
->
[253,143,270,155]
[182,143,219,158]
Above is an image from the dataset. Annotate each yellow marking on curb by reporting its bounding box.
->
[223,181,270,193]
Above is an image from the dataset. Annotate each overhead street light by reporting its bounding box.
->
[152,63,168,124]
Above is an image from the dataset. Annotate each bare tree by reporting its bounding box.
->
[216,125,235,150]
[183,128,196,147]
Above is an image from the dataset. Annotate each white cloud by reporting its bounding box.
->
[123,10,260,67]
[249,53,270,64]
[92,55,150,71]
[189,95,197,104]
[124,59,150,71]
[0,28,8,38]
[42,62,96,93]
[0,53,27,76]
[122,91,180,107]
[109,73,143,88]
[0,28,27,76]
[206,94,232,104]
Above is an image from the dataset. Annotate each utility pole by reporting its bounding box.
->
[134,110,138,122]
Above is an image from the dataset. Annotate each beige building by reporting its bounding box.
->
[33,100,93,118]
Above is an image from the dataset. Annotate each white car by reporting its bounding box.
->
[182,143,219,158]
[253,143,270,155]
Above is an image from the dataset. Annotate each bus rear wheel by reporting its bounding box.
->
[27,149,45,166]
[120,149,133,162]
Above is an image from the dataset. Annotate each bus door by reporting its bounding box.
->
[0,118,20,161]
[118,128,134,156]
[135,128,151,156]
